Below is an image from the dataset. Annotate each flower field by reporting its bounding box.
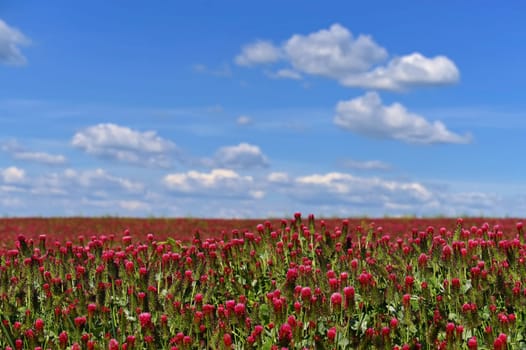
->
[1,215,526,349]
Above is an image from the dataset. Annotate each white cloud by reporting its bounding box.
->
[341,53,459,90]
[63,168,144,193]
[236,23,459,90]
[442,192,500,212]
[163,168,262,199]
[413,191,501,217]
[0,19,30,65]
[237,115,253,125]
[283,23,388,78]
[1,139,67,165]
[285,171,434,209]
[267,172,290,184]
[235,40,282,66]
[297,172,429,198]
[261,171,512,217]
[268,69,303,80]
[72,123,177,167]
[249,190,265,199]
[340,159,391,171]
[118,200,151,211]
[334,92,471,144]
[0,139,21,153]
[211,143,269,169]
[35,168,144,196]
[1,166,25,183]
[13,151,67,165]
[0,165,518,217]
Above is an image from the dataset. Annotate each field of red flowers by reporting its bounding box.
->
[1,215,526,349]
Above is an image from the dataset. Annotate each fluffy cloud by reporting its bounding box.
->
[0,19,30,65]
[210,143,269,169]
[235,40,282,66]
[334,92,471,144]
[236,23,458,90]
[163,168,264,199]
[283,24,388,78]
[1,166,25,183]
[340,53,459,90]
[72,123,177,167]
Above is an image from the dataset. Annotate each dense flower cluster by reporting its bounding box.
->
[0,215,526,348]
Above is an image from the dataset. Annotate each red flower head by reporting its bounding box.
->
[402,294,411,307]
[442,244,452,260]
[446,322,455,334]
[59,331,68,347]
[330,292,342,307]
[300,287,311,300]
[223,333,233,347]
[234,303,246,316]
[467,336,477,350]
[195,293,203,303]
[139,312,152,328]
[278,323,293,344]
[286,268,298,283]
[126,336,136,346]
[87,303,97,316]
[344,286,355,299]
[390,317,399,329]
[34,318,44,332]
[74,316,87,328]
[108,339,119,350]
[405,275,415,289]
[327,327,337,342]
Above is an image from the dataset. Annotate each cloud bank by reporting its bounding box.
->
[334,92,471,144]
[236,23,459,91]
[72,123,177,167]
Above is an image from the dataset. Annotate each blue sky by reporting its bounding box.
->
[1,1,525,217]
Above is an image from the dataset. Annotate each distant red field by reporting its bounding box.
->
[0,216,523,249]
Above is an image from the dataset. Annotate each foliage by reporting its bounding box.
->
[0,215,525,349]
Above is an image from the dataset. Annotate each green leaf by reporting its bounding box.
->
[448,312,459,323]
[166,237,177,247]
[259,304,270,323]
[261,338,273,350]
[338,336,350,348]
[408,323,417,334]
[461,279,472,294]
